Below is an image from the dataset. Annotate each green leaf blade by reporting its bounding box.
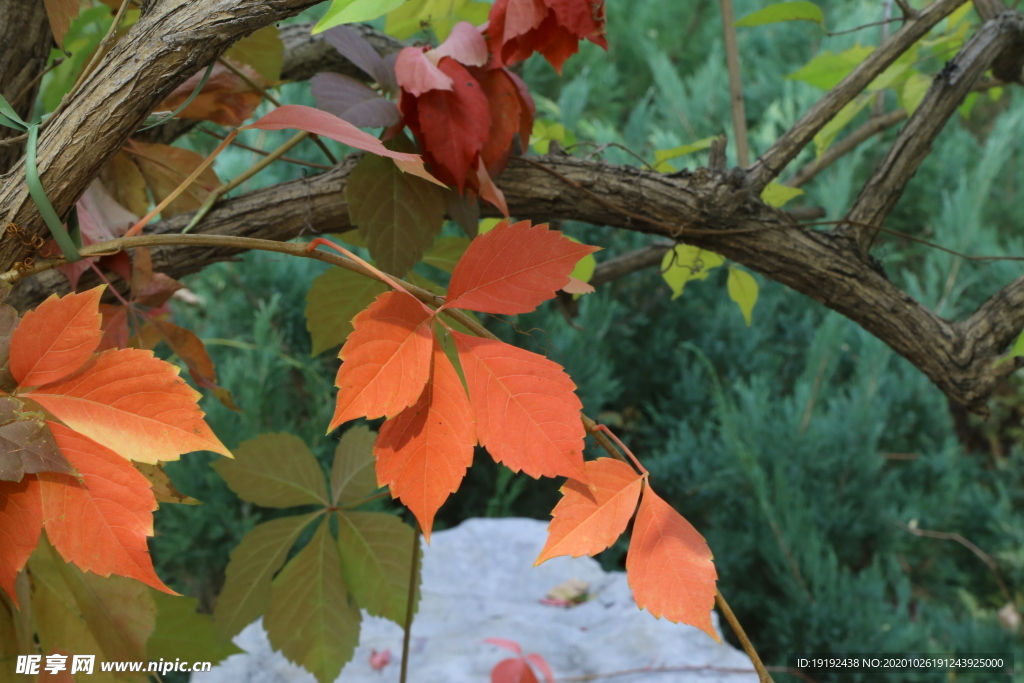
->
[735,1,824,28]
[336,511,420,624]
[306,267,389,357]
[313,0,407,34]
[214,512,323,640]
[216,433,330,508]
[727,267,759,326]
[265,520,362,683]
[331,425,379,505]
[148,592,242,664]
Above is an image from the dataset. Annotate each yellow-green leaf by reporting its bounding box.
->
[661,245,725,300]
[306,267,388,356]
[331,426,378,505]
[734,1,824,28]
[653,137,717,172]
[530,120,575,154]
[385,0,487,40]
[147,592,241,664]
[814,94,871,157]
[787,45,873,91]
[265,520,361,683]
[314,0,407,33]
[214,512,323,640]
[760,182,804,208]
[347,139,447,277]
[336,511,420,624]
[225,26,284,83]
[478,218,503,235]
[216,433,330,508]
[727,267,758,326]
[901,71,931,114]
[959,92,979,119]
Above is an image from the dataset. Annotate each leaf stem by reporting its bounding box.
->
[182,130,310,233]
[715,590,774,683]
[399,523,420,683]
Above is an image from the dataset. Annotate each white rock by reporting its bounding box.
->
[193,518,757,683]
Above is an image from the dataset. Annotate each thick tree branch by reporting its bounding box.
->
[747,0,968,191]
[0,0,322,269]
[843,12,1024,251]
[0,0,52,173]
[9,154,1023,413]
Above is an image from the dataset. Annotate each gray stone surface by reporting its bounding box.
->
[192,517,757,683]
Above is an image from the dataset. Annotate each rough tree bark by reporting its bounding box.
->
[0,1,52,173]
[2,0,1024,416]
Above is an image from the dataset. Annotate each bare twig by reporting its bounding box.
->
[786,110,908,188]
[196,126,331,169]
[719,0,749,166]
[716,591,775,683]
[399,523,420,683]
[893,520,1012,601]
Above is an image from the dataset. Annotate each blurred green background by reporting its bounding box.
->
[143,1,1024,680]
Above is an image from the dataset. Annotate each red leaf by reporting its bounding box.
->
[452,331,586,482]
[475,67,523,171]
[485,0,606,73]
[484,638,523,655]
[429,22,489,68]
[10,287,104,388]
[39,422,174,594]
[395,47,454,97]
[243,105,442,186]
[404,58,491,191]
[329,291,434,431]
[491,658,539,683]
[157,62,264,127]
[525,653,555,683]
[535,458,642,564]
[626,485,718,640]
[24,348,230,464]
[531,15,582,74]
[375,337,475,541]
[473,159,509,216]
[442,220,599,314]
[0,476,42,604]
[97,304,130,352]
[548,0,608,48]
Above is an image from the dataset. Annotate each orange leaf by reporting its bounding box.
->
[157,63,265,127]
[535,458,642,564]
[625,485,718,639]
[10,287,104,388]
[443,220,599,314]
[39,423,174,594]
[126,141,222,218]
[24,348,230,464]
[329,291,435,431]
[149,319,239,411]
[375,337,475,541]
[0,476,42,604]
[42,0,79,47]
[97,304,130,352]
[452,331,587,482]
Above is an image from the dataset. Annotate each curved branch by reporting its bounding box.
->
[9,154,1023,413]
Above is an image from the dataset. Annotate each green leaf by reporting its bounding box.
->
[901,71,931,114]
[653,137,717,172]
[529,119,575,154]
[385,0,487,40]
[147,592,242,664]
[477,218,503,235]
[214,512,323,639]
[760,182,804,208]
[787,45,874,91]
[727,267,758,326]
[336,511,420,623]
[306,267,388,356]
[314,0,407,34]
[814,94,871,157]
[959,92,979,119]
[224,26,284,82]
[347,138,447,277]
[331,425,378,505]
[265,520,361,683]
[216,433,330,508]
[734,1,824,28]
[422,236,470,274]
[661,245,725,300]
